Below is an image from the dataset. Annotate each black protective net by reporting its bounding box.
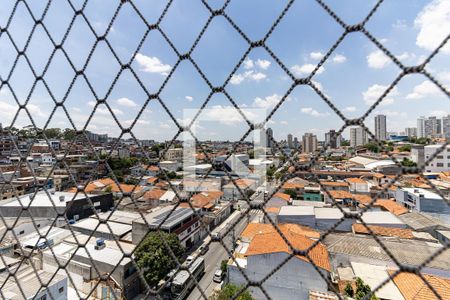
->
[0,0,449,300]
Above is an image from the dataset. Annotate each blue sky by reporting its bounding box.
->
[0,0,449,142]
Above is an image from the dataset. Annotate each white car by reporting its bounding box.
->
[213,269,223,283]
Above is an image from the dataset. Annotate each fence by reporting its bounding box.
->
[0,0,449,299]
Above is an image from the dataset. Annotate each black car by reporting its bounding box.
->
[199,244,209,255]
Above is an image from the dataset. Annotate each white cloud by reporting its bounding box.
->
[414,0,450,53]
[310,51,324,60]
[437,71,450,82]
[363,84,398,106]
[71,107,82,113]
[343,106,356,112]
[396,52,411,60]
[96,106,124,116]
[185,96,193,102]
[392,19,408,30]
[291,64,325,76]
[230,73,245,85]
[367,50,391,69]
[374,109,407,118]
[252,94,281,109]
[116,97,137,107]
[230,70,266,85]
[159,122,171,129]
[243,58,254,69]
[135,53,171,75]
[406,80,442,99]
[280,120,288,125]
[256,59,271,70]
[88,101,96,107]
[300,107,330,117]
[332,54,347,64]
[203,105,246,125]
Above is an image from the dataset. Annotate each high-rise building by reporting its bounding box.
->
[350,127,367,148]
[405,127,417,138]
[293,137,300,149]
[302,133,317,153]
[325,130,342,149]
[374,114,387,141]
[417,116,426,138]
[266,128,273,148]
[287,134,293,149]
[442,115,450,140]
[424,116,439,137]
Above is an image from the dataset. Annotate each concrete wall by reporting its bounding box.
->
[229,252,329,300]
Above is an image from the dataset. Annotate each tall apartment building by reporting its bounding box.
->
[302,133,317,153]
[324,130,341,149]
[405,127,417,138]
[293,137,300,149]
[374,114,387,141]
[350,127,367,148]
[266,128,273,148]
[443,115,450,140]
[287,134,293,149]
[424,144,450,173]
[417,116,426,138]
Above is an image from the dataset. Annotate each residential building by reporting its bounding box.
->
[424,116,440,138]
[374,114,387,141]
[266,127,273,148]
[293,136,300,149]
[346,177,370,193]
[424,144,450,172]
[349,127,367,147]
[417,116,426,138]
[410,144,425,166]
[265,192,292,208]
[325,130,341,149]
[395,187,450,214]
[164,148,183,162]
[287,134,293,148]
[0,191,113,220]
[302,133,318,153]
[443,114,450,140]
[228,223,331,300]
[132,205,201,248]
[405,127,417,138]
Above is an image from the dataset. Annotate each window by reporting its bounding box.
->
[437,155,444,159]
[40,295,47,300]
[19,230,24,235]
[59,287,64,293]
[437,163,444,167]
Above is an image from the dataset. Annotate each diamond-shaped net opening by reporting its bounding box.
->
[0,0,449,299]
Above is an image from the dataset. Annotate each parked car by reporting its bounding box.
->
[213,269,223,283]
[199,244,209,255]
[185,255,195,265]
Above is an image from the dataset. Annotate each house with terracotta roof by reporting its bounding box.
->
[320,181,349,191]
[229,223,331,300]
[389,271,450,300]
[346,177,370,193]
[222,178,257,200]
[129,164,160,177]
[265,192,292,208]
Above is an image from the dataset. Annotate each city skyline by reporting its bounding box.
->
[0,0,449,142]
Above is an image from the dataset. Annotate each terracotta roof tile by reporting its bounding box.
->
[264,207,281,214]
[241,223,320,243]
[327,190,353,199]
[390,271,450,300]
[321,181,349,187]
[282,182,305,189]
[189,191,223,208]
[352,224,413,239]
[142,189,166,200]
[346,177,367,184]
[245,227,330,272]
[375,199,409,216]
[272,192,291,202]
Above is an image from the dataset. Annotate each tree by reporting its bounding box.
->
[220,259,228,273]
[134,231,185,287]
[209,284,254,300]
[401,157,417,167]
[344,282,354,298]
[354,277,378,300]
[398,144,411,152]
[283,189,297,200]
[43,128,61,139]
[364,142,380,153]
[341,140,350,147]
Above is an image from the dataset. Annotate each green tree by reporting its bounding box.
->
[63,128,77,140]
[43,128,62,139]
[283,189,297,200]
[354,277,378,300]
[401,157,417,167]
[135,231,185,287]
[341,140,350,146]
[344,282,354,298]
[364,142,380,153]
[220,259,228,273]
[209,284,254,300]
[398,144,411,152]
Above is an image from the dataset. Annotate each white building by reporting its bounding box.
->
[405,127,417,138]
[302,133,318,153]
[164,148,183,162]
[417,116,425,138]
[395,187,450,214]
[374,114,387,141]
[443,114,450,140]
[349,126,367,147]
[424,144,450,172]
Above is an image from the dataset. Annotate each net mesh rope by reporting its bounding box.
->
[0,0,449,299]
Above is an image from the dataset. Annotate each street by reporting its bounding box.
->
[186,208,260,300]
